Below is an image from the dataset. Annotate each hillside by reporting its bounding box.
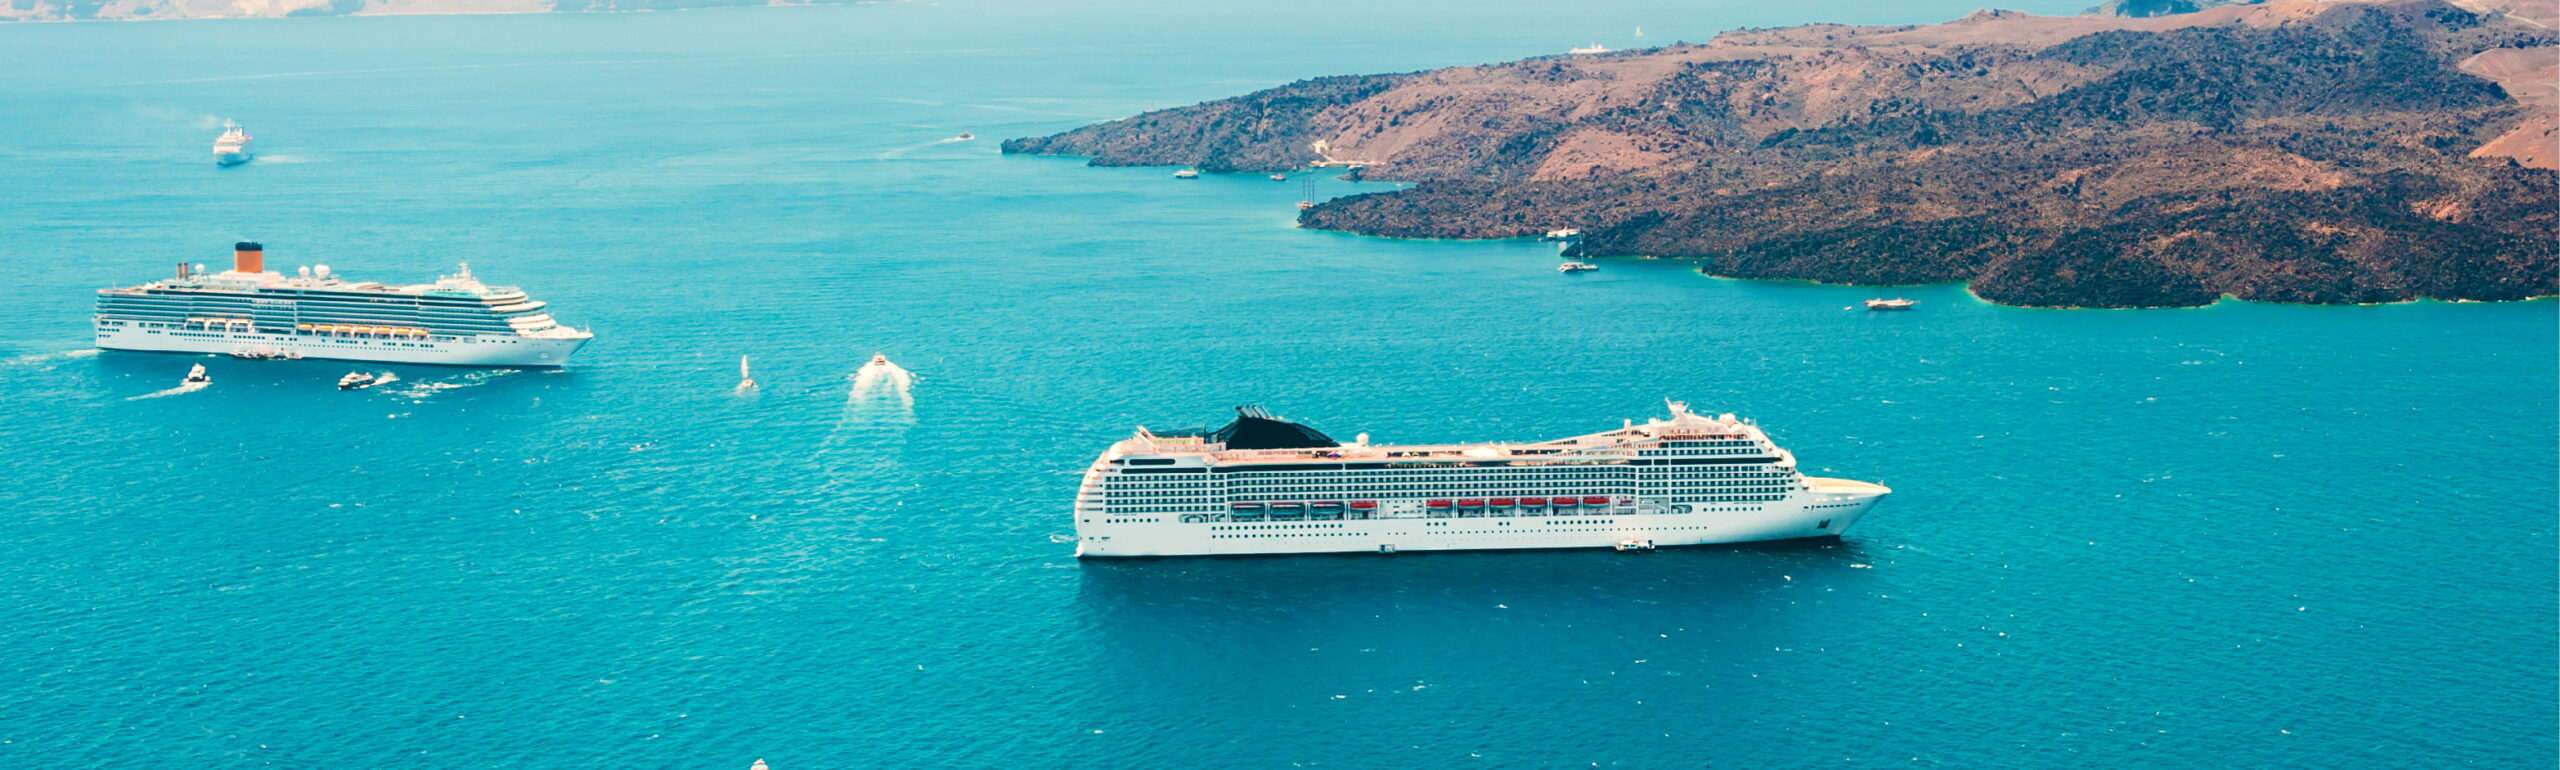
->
[1005,0,2560,308]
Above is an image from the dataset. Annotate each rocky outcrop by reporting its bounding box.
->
[1008,0,2559,308]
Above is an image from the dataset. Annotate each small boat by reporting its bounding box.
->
[867,353,891,368]
[229,347,268,360]
[1296,201,1315,210]
[1864,298,1918,311]
[1172,168,1199,179]
[1541,228,1582,241]
[737,354,758,391]
[751,760,769,770]
[213,123,252,167]
[184,364,210,384]
[1269,173,1288,181]
[337,372,377,390]
[953,132,974,141]
[1558,261,1599,273]
[1615,539,1657,552]
[1570,43,1611,55]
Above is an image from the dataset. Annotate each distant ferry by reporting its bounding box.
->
[1071,402,1891,557]
[212,124,252,167]
[94,242,592,367]
[1864,298,1917,310]
[1570,43,1611,55]
[1173,168,1199,179]
[1558,261,1598,273]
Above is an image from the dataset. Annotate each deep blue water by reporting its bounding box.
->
[1,2,2555,767]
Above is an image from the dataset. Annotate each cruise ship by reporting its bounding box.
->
[94,242,592,367]
[212,124,251,167]
[1072,402,1890,557]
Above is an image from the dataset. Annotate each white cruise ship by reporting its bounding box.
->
[94,242,592,367]
[1073,402,1890,558]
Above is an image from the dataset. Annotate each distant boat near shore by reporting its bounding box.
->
[1865,298,1917,311]
[1172,168,1199,179]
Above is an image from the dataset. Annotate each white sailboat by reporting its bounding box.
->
[737,355,758,392]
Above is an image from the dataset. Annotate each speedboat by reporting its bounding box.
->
[337,372,377,390]
[1542,228,1582,241]
[954,132,974,141]
[1269,173,1288,181]
[1172,168,1199,179]
[1864,298,1917,310]
[1558,261,1599,273]
[184,364,210,384]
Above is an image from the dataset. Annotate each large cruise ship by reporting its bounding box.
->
[212,124,251,167]
[94,242,592,367]
[1072,402,1890,558]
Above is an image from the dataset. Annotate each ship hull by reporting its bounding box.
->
[215,152,250,167]
[94,323,586,367]
[1073,485,1885,558]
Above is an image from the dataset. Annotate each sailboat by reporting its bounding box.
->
[737,355,758,391]
[1297,176,1316,210]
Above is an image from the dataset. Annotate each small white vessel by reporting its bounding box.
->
[213,123,252,167]
[1269,173,1288,181]
[184,363,210,384]
[737,354,758,392]
[337,372,377,389]
[1570,43,1611,55]
[1172,168,1199,179]
[750,760,769,770]
[1864,298,1917,311]
[1558,261,1599,273]
[1542,228,1582,241]
[954,132,974,141]
[1615,538,1657,552]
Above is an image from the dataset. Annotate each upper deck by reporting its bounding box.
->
[1105,402,1780,469]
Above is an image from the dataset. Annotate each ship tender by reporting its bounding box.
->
[93,242,592,367]
[1073,402,1890,557]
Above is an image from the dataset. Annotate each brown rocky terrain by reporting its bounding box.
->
[1006,0,2559,308]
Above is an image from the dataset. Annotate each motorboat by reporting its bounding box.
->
[1558,261,1599,273]
[184,364,210,384]
[1864,298,1918,310]
[337,372,378,390]
[1172,168,1199,179]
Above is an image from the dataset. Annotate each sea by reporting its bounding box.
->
[0,1,2553,766]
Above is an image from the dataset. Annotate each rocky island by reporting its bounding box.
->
[1006,0,2560,308]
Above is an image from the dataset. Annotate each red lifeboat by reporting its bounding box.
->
[1348,500,1378,510]
[1456,499,1485,508]
[1426,499,1454,508]
[1549,496,1580,507]
[1519,497,1548,507]
[1231,502,1265,510]
[1489,498,1516,507]
[1581,496,1611,506]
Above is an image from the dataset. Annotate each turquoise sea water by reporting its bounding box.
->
[2,2,2555,766]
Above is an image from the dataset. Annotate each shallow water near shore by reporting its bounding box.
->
[1,1,2555,767]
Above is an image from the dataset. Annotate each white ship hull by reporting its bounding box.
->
[1075,483,1884,558]
[94,322,586,367]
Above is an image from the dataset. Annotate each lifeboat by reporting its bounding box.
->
[1426,499,1454,509]
[1581,496,1611,506]
[1271,502,1305,509]
[1348,501,1377,510]
[1310,501,1344,509]
[1519,497,1548,507]
[1489,498,1516,507]
[1231,502,1265,510]
[1456,499,1484,508]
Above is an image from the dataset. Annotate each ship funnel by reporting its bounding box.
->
[232,242,264,274]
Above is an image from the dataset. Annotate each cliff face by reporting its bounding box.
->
[1005,0,2560,308]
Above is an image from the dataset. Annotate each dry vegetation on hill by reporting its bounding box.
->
[1006,0,2559,308]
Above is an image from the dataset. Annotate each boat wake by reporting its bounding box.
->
[6,349,101,367]
[850,355,914,405]
[382,369,515,400]
[127,380,208,400]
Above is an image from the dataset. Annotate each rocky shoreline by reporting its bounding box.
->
[1005,0,2559,308]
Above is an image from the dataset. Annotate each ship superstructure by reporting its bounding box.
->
[93,242,592,367]
[213,124,251,167]
[1072,402,1889,557]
